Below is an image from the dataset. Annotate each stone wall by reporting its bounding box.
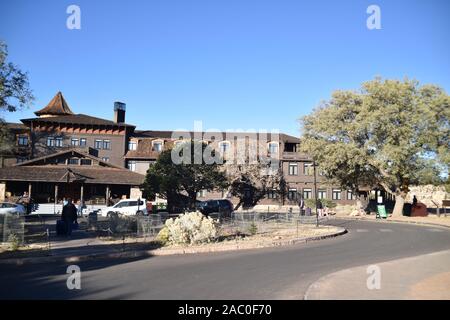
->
[406,185,449,208]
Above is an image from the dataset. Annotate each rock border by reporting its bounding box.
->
[0,227,347,266]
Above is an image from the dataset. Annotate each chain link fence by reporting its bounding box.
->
[136,214,168,238]
[219,212,331,235]
[0,214,25,247]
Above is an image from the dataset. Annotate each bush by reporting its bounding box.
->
[156,226,170,245]
[163,211,219,245]
[8,233,20,251]
[305,198,336,209]
[248,222,258,235]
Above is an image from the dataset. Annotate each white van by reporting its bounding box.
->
[98,198,147,217]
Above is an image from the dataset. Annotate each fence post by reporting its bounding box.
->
[46,228,51,255]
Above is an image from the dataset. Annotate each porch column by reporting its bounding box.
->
[106,185,110,205]
[28,182,32,198]
[54,184,59,205]
[0,181,6,202]
[80,184,84,204]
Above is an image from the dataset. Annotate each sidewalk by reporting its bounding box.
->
[305,249,450,300]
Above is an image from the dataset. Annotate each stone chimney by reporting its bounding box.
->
[114,101,126,123]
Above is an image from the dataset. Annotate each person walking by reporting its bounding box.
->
[61,198,78,236]
[298,197,305,216]
[317,199,323,217]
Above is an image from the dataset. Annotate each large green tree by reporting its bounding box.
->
[142,141,228,211]
[225,162,284,210]
[300,78,450,217]
[0,41,34,152]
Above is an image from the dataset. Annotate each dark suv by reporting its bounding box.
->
[197,199,234,217]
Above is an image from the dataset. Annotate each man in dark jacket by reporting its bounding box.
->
[61,198,78,236]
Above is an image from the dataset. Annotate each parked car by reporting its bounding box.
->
[98,198,147,217]
[197,199,234,217]
[0,202,27,215]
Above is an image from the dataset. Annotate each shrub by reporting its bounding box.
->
[8,233,20,251]
[163,211,219,245]
[305,198,336,209]
[156,226,170,245]
[248,222,258,235]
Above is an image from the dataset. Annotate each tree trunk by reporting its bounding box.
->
[392,191,407,217]
[234,200,243,211]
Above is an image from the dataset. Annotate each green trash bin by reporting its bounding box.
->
[377,205,387,219]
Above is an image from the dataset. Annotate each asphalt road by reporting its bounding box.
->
[1,219,450,299]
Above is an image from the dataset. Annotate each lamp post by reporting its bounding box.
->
[313,160,319,227]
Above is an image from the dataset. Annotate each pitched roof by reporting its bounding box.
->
[14,148,123,169]
[22,114,135,128]
[35,92,74,116]
[0,148,145,185]
[124,139,175,159]
[133,130,300,142]
[0,166,144,185]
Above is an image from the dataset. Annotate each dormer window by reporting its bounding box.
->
[128,141,137,151]
[268,142,278,154]
[218,141,231,153]
[152,140,163,152]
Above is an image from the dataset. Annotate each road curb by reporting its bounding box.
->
[335,216,450,230]
[0,227,347,266]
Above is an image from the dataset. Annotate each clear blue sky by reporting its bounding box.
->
[1,0,449,136]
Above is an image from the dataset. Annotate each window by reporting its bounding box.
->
[114,201,128,208]
[332,189,342,200]
[288,188,297,201]
[304,163,314,176]
[18,135,28,146]
[268,142,278,154]
[219,141,230,153]
[80,159,92,166]
[303,188,312,199]
[80,138,87,147]
[288,162,298,175]
[55,157,66,165]
[267,189,277,199]
[128,141,137,151]
[94,139,102,149]
[347,190,356,200]
[55,137,63,147]
[71,138,79,146]
[68,158,79,165]
[153,141,163,152]
[102,157,110,162]
[47,137,55,147]
[196,189,207,198]
[103,140,111,150]
[128,160,137,172]
[318,189,327,199]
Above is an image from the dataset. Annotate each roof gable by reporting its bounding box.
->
[14,148,122,169]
